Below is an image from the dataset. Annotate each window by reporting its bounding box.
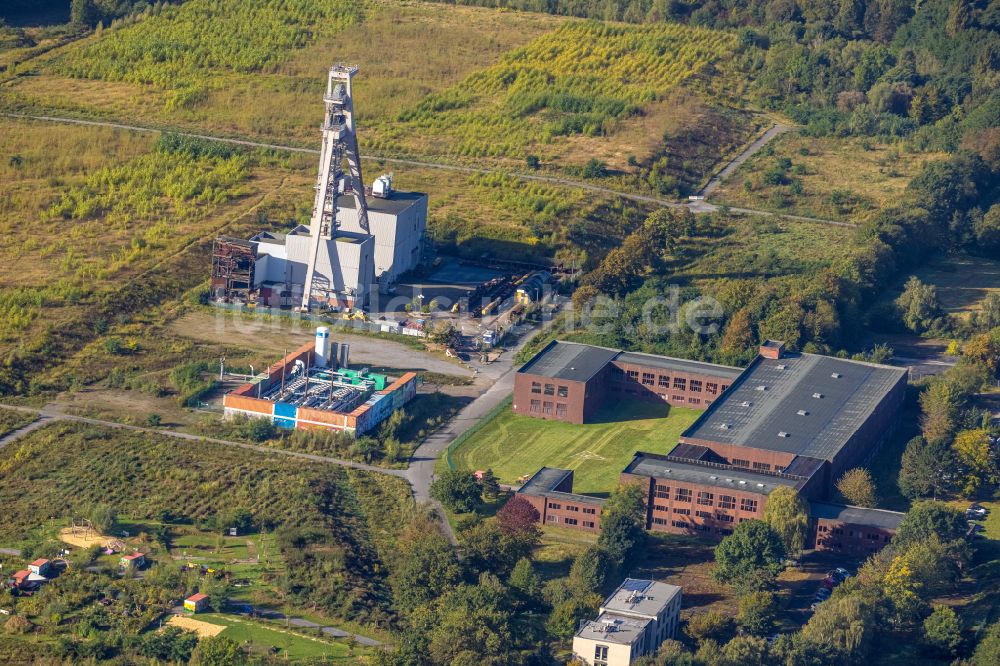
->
[718,527,733,536]
[655,484,670,499]
[530,382,541,394]
[564,518,578,526]
[653,517,668,526]
[658,375,669,387]
[752,462,772,472]
[611,366,624,377]
[732,459,750,468]
[557,385,568,398]
[818,525,828,533]
[595,645,609,664]
[673,377,686,390]
[721,385,729,392]
[716,513,734,523]
[696,510,712,519]
[556,403,567,418]
[584,521,595,529]
[529,400,541,413]
[642,372,655,386]
[688,398,701,405]
[719,495,736,509]
[674,488,692,503]
[690,380,702,393]
[697,491,714,506]
[654,504,669,512]
[543,384,555,396]
[867,533,879,541]
[627,370,639,380]
[673,508,690,516]
[706,382,718,395]
[671,520,689,528]
[542,402,553,415]
[546,515,557,523]
[741,498,759,513]
[566,505,579,512]
[547,502,561,510]
[583,507,596,515]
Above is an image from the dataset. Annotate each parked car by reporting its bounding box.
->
[833,567,852,579]
[821,577,837,589]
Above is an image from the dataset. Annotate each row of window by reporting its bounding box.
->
[546,515,596,529]
[529,382,569,398]
[547,501,597,515]
[612,367,729,395]
[731,458,784,473]
[818,525,891,542]
[528,400,568,417]
[651,518,734,536]
[652,485,757,513]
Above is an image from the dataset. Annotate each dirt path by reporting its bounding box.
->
[699,122,791,197]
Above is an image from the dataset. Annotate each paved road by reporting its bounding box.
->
[699,123,791,197]
[0,412,54,451]
[2,112,851,229]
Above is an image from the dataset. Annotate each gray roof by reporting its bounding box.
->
[615,351,742,380]
[681,354,907,462]
[517,467,605,505]
[623,452,804,495]
[518,341,619,383]
[809,501,904,530]
[335,190,426,216]
[602,579,681,619]
[518,340,741,384]
[576,613,651,645]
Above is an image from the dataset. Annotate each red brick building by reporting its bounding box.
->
[514,341,909,551]
[512,341,741,424]
[516,468,603,533]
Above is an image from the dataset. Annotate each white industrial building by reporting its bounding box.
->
[335,175,427,289]
[573,579,682,666]
[251,225,375,308]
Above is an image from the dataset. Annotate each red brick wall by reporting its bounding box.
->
[512,374,590,424]
[677,438,799,474]
[608,361,733,411]
[813,519,895,556]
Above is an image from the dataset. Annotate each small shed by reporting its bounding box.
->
[184,592,209,613]
[120,552,145,569]
[28,559,51,577]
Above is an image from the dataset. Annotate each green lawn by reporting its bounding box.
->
[197,614,359,661]
[450,401,700,495]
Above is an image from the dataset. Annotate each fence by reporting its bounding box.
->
[210,302,426,338]
[445,395,513,470]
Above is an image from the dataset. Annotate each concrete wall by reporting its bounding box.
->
[336,194,427,285]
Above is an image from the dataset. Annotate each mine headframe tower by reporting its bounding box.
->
[301,64,372,310]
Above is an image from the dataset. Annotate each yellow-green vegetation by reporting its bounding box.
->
[0,407,36,438]
[713,133,948,221]
[384,20,736,162]
[912,255,1000,316]
[449,401,700,494]
[193,614,362,660]
[0,421,415,621]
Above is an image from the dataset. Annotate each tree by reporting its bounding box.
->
[684,611,732,644]
[896,276,941,333]
[479,468,501,502]
[975,205,1000,253]
[459,519,536,575]
[390,514,462,609]
[894,501,970,568]
[89,503,117,534]
[972,620,1000,666]
[922,604,962,656]
[712,520,786,594]
[899,436,956,499]
[190,635,246,666]
[569,546,615,596]
[496,495,540,536]
[919,379,961,443]
[430,469,481,513]
[508,557,542,604]
[737,591,776,636]
[836,468,877,507]
[598,484,647,565]
[952,429,998,496]
[800,592,879,663]
[762,486,809,555]
[70,0,100,27]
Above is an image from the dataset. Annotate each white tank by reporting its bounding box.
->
[314,327,331,368]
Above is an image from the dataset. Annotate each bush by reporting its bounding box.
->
[922,605,962,656]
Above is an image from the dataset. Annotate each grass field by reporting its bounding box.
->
[911,255,1000,316]
[712,133,947,222]
[193,613,361,661]
[0,407,36,438]
[450,400,700,495]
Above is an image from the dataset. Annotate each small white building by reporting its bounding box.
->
[334,180,427,290]
[251,225,375,308]
[573,579,682,666]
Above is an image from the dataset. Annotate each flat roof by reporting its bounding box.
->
[517,340,740,384]
[623,452,804,495]
[681,353,907,462]
[809,501,904,530]
[576,613,651,645]
[602,579,681,618]
[517,467,605,505]
[336,190,426,216]
[615,351,742,380]
[518,341,619,383]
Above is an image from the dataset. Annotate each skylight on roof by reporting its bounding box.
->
[778,431,790,438]
[719,423,730,430]
[831,372,841,379]
[776,364,786,370]
[812,392,823,399]
[797,410,809,416]
[755,385,767,391]
[741,401,752,407]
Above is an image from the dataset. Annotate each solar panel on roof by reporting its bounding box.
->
[621,580,653,593]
